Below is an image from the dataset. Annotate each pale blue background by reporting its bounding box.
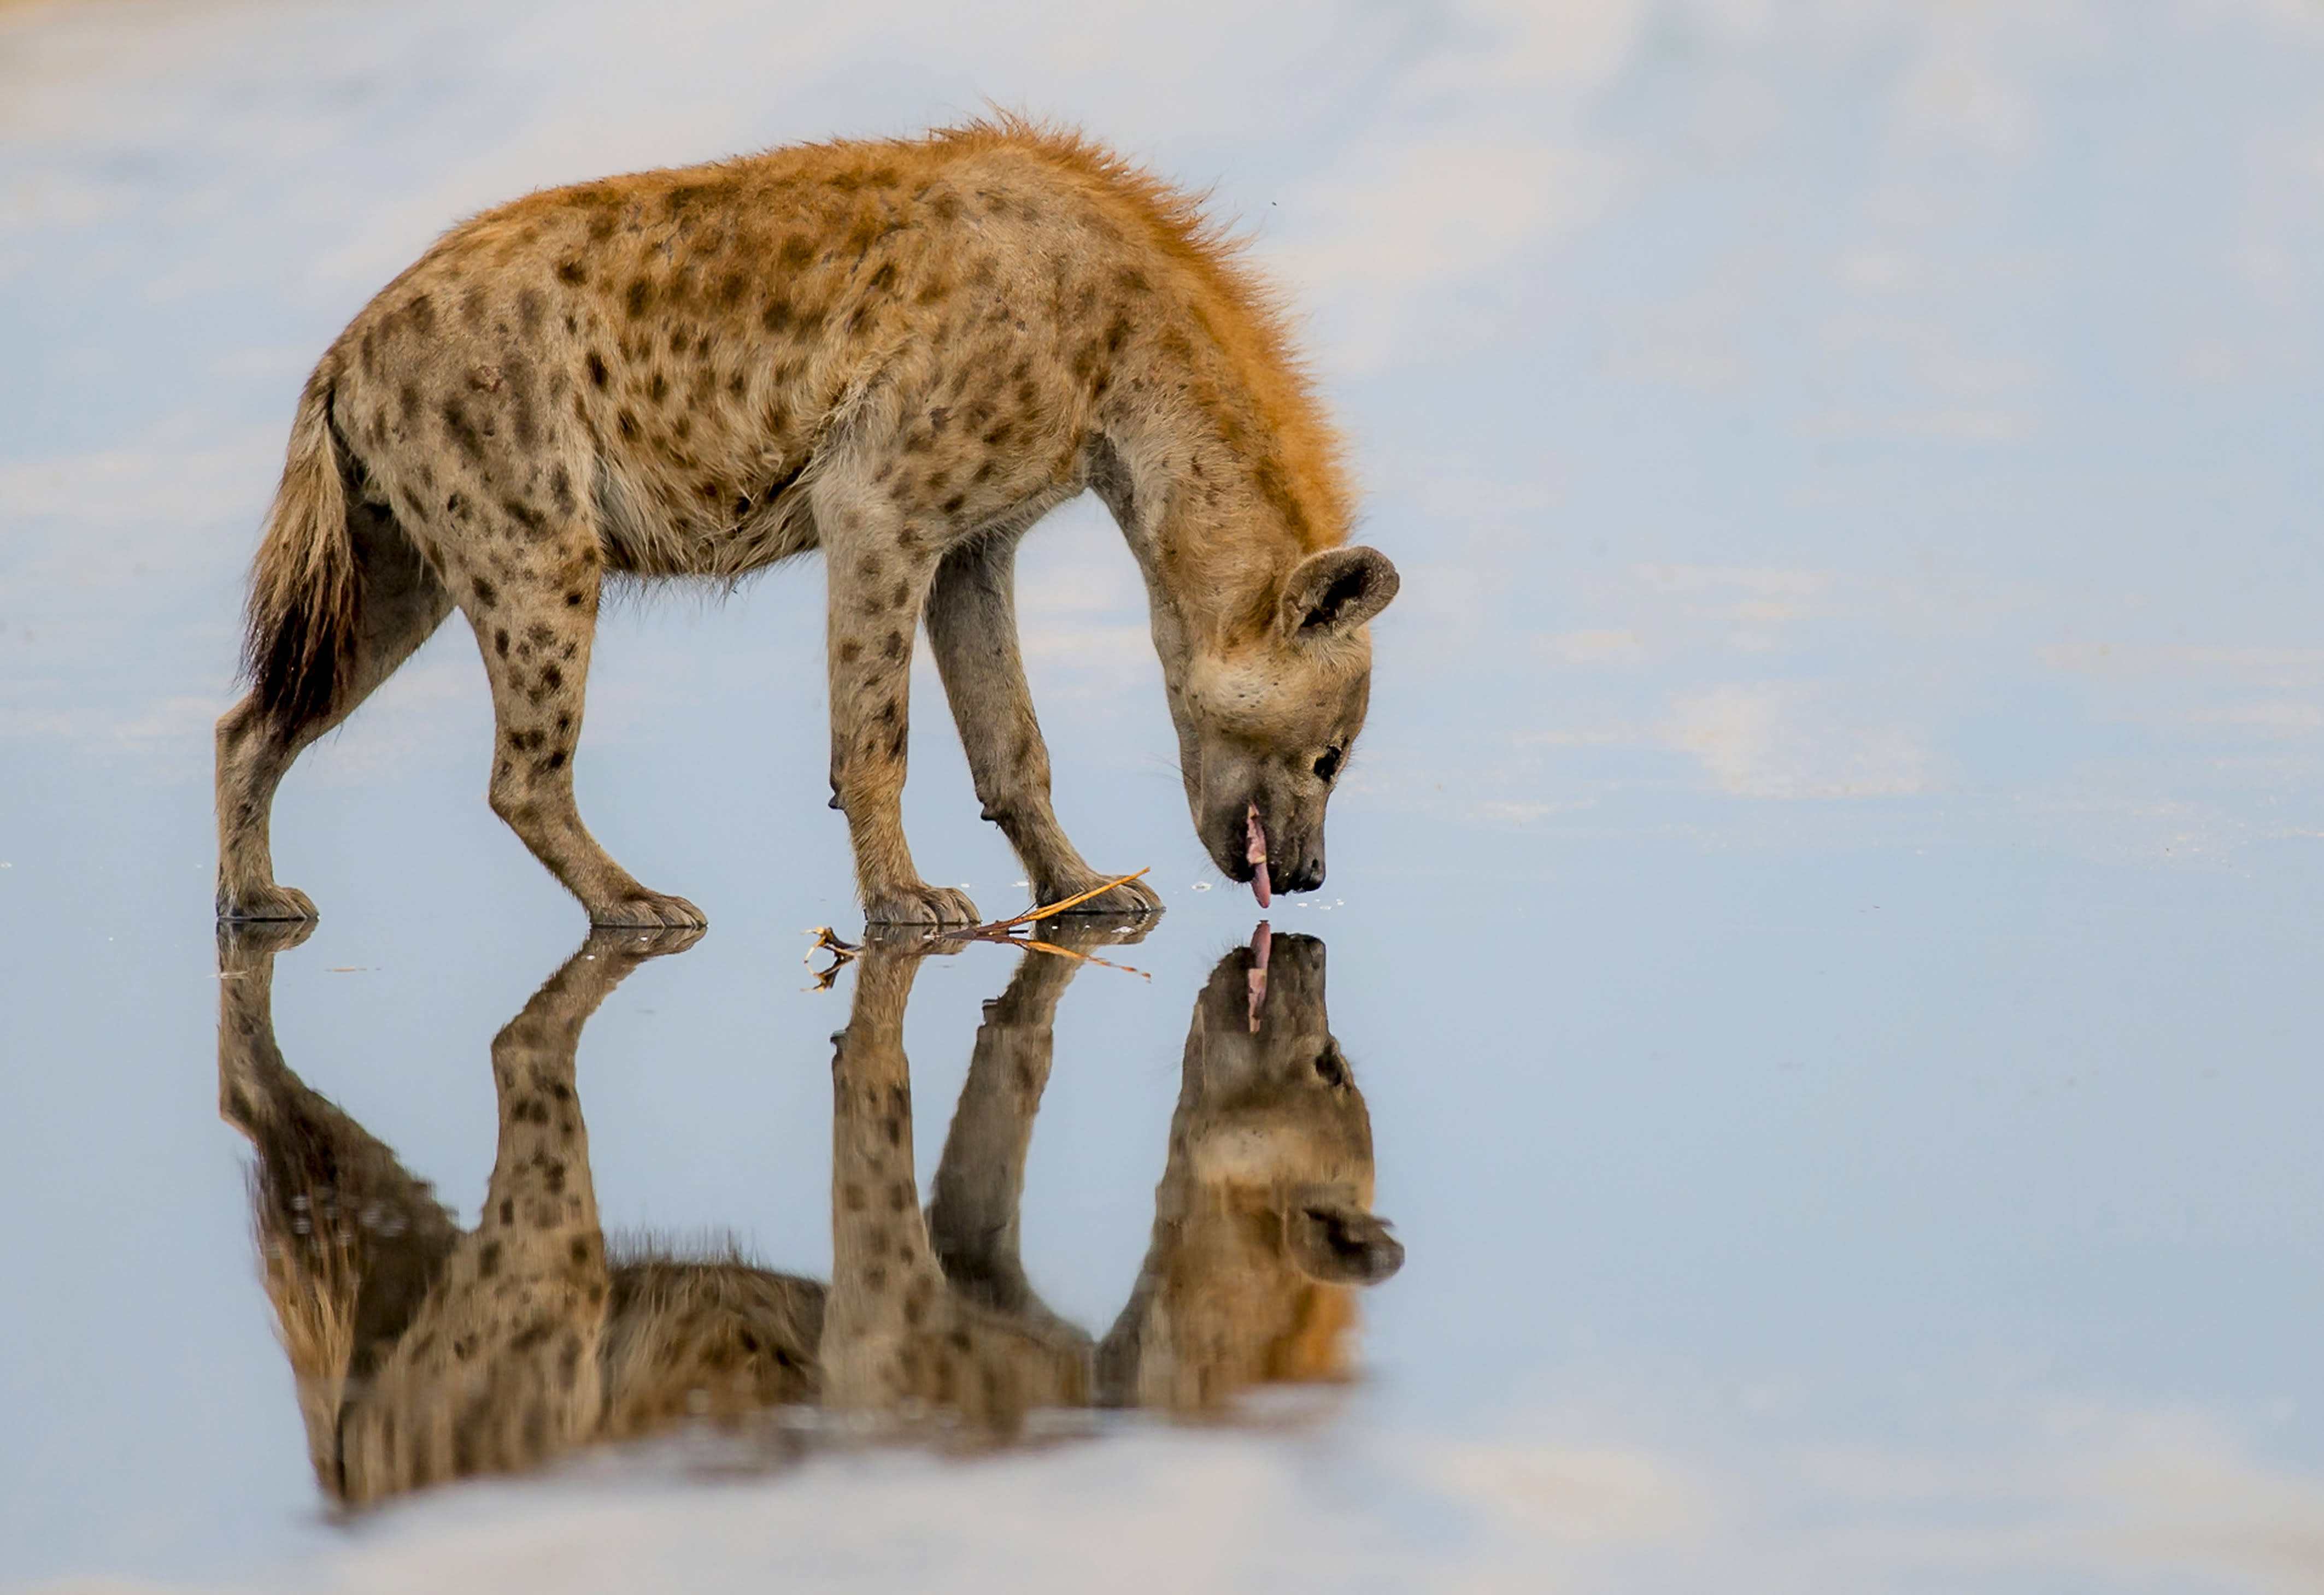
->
[5,0,2324,1587]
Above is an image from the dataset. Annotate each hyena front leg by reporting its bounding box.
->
[454,534,705,929]
[817,479,976,928]
[925,535,1163,916]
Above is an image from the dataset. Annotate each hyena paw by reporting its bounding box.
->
[1039,871,1164,917]
[864,882,980,928]
[590,891,708,929]
[218,882,318,923]
[215,916,318,964]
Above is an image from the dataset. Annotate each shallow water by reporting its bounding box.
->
[7,0,2324,1589]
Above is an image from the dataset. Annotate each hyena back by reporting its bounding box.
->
[216,120,1400,929]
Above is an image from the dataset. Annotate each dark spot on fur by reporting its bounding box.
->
[617,408,640,442]
[494,628,510,657]
[866,260,897,293]
[440,399,486,461]
[500,1198,514,1224]
[556,258,587,286]
[778,234,813,270]
[647,370,668,405]
[586,351,608,389]
[477,1241,502,1279]
[625,278,654,319]
[941,492,966,515]
[837,638,861,664]
[473,576,498,609]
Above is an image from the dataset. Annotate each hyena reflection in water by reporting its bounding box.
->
[218,922,1399,1506]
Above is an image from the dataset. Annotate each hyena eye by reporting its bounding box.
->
[1312,1041,1349,1088]
[1313,746,1343,784]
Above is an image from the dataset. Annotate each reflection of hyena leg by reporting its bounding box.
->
[925,533,1163,916]
[452,532,703,929]
[216,919,461,1494]
[336,927,692,1503]
[824,942,1091,1426]
[216,498,451,921]
[821,944,942,1410]
[927,945,1083,1323]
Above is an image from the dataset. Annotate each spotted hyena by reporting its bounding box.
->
[214,119,1399,929]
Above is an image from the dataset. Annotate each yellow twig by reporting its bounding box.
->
[941,868,1152,941]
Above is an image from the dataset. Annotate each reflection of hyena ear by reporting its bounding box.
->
[1284,1202,1405,1285]
[1277,546,1400,640]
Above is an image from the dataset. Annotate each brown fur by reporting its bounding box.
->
[219,922,824,1505]
[215,119,1399,930]
[218,919,1398,1509]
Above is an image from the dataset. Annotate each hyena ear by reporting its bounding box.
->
[1277,546,1400,640]
[1284,1201,1405,1285]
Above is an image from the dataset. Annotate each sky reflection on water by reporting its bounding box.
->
[5,0,2324,1589]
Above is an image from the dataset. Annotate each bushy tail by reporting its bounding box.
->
[244,352,356,726]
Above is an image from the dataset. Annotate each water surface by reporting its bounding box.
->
[5,0,2324,1588]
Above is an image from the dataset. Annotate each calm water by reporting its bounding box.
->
[7,0,2324,1589]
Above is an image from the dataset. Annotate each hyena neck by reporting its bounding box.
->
[1086,416,1341,683]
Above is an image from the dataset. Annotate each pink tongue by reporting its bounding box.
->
[1245,804,1271,908]
[1247,919,1272,1031]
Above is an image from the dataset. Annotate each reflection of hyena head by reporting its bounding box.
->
[1101,934,1403,1413]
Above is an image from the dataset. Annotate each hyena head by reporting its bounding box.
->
[1173,546,1400,899]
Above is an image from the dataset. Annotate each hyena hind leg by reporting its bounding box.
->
[459,549,705,929]
[216,501,453,922]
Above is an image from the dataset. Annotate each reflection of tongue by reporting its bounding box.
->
[1247,919,1271,1031]
[1245,803,1271,908]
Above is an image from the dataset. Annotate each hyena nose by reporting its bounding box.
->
[1282,852,1325,893]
